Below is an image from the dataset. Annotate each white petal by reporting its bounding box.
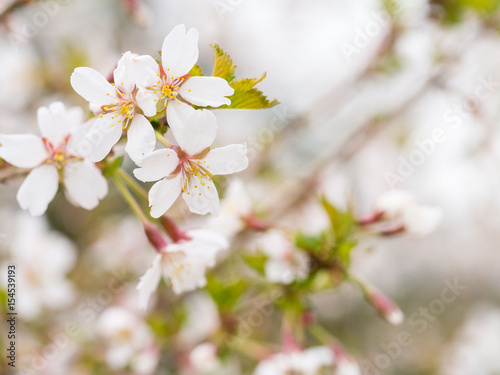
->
[64,161,108,210]
[125,115,156,163]
[71,67,117,106]
[137,254,162,310]
[403,206,442,236]
[179,76,234,107]
[186,229,229,251]
[37,102,69,144]
[0,134,46,168]
[113,51,137,94]
[133,54,161,89]
[183,176,220,216]
[162,24,199,79]
[17,165,59,216]
[133,149,179,182]
[136,89,158,117]
[80,116,124,162]
[165,100,195,130]
[148,175,182,218]
[201,144,248,175]
[168,108,217,155]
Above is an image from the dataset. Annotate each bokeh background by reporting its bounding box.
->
[1,0,500,374]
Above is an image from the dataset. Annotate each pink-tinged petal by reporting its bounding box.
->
[16,164,59,216]
[178,76,234,107]
[133,149,179,182]
[182,176,220,216]
[71,67,117,106]
[149,175,182,218]
[63,161,108,210]
[136,89,158,117]
[79,115,124,162]
[125,115,156,163]
[168,108,217,155]
[113,51,137,94]
[161,24,199,79]
[201,144,248,175]
[133,54,161,89]
[137,254,162,310]
[0,134,47,168]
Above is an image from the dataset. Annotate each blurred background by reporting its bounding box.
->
[1,0,500,374]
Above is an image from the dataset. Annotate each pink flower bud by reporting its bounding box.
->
[367,288,404,325]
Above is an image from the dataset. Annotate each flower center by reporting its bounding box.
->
[101,85,137,129]
[150,66,190,107]
[162,251,187,285]
[43,135,81,169]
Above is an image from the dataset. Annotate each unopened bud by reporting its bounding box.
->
[366,288,403,325]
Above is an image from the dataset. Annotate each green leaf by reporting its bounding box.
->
[210,43,236,82]
[243,252,268,275]
[206,275,246,311]
[221,74,279,109]
[208,44,279,110]
[102,156,124,178]
[320,196,355,243]
[189,63,204,77]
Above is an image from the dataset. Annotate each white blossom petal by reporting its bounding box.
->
[125,115,156,163]
[178,76,234,107]
[0,134,47,168]
[169,108,217,155]
[161,24,199,79]
[133,54,161,89]
[64,161,108,210]
[137,254,162,310]
[114,51,137,94]
[202,144,248,175]
[183,176,220,216]
[136,89,158,117]
[17,164,59,216]
[81,115,124,162]
[165,100,195,130]
[149,175,183,218]
[133,149,179,182]
[71,67,118,107]
[37,102,70,144]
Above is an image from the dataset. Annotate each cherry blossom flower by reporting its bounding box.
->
[185,342,240,375]
[134,24,234,127]
[208,178,254,238]
[0,212,76,320]
[0,102,108,216]
[71,52,156,163]
[177,292,221,347]
[97,306,159,374]
[134,107,248,217]
[253,346,335,375]
[374,190,442,236]
[255,230,310,284]
[137,229,228,309]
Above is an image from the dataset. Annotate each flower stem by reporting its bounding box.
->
[117,168,148,201]
[155,131,172,148]
[113,175,149,225]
